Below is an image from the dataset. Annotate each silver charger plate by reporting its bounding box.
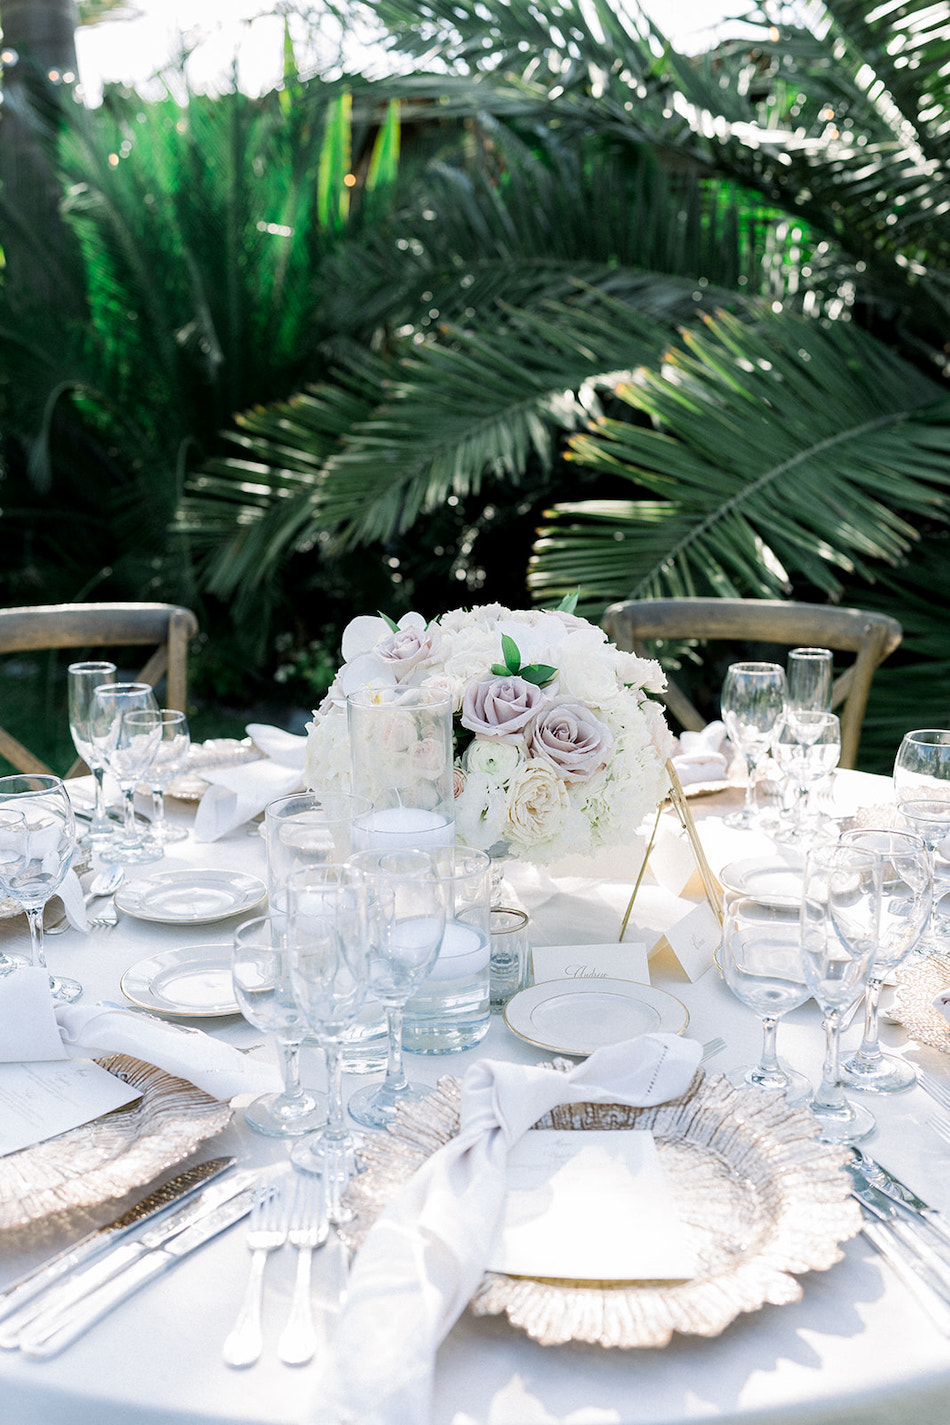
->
[341,1070,860,1349]
[891,952,950,1052]
[115,869,267,925]
[0,1055,232,1231]
[504,979,688,1056]
[121,945,240,1017]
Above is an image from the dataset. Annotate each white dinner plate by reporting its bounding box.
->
[718,856,805,906]
[115,868,267,924]
[503,978,688,1057]
[120,945,240,1017]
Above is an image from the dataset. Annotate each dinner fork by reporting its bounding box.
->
[701,1036,726,1063]
[928,1115,950,1147]
[223,1175,287,1368]
[278,1172,329,1366]
[919,1072,950,1114]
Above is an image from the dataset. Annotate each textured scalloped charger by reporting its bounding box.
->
[341,1068,861,1348]
[0,1055,232,1231]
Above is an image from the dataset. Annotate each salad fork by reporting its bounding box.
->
[278,1173,329,1366]
[919,1073,950,1115]
[223,1175,287,1368]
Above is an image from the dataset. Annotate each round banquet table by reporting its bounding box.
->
[1,769,950,1425]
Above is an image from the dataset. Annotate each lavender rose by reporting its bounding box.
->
[460,676,546,740]
[525,699,612,782]
[376,624,439,680]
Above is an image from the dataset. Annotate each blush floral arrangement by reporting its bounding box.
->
[304,601,674,865]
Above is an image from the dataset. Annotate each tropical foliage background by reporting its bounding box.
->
[0,0,948,771]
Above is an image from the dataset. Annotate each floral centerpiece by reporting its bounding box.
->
[304,601,674,865]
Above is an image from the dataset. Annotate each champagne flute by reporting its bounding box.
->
[231,915,327,1137]
[800,842,881,1143]
[287,863,370,1222]
[720,892,811,1103]
[893,729,950,947]
[720,661,787,829]
[0,775,80,1002]
[786,648,835,825]
[89,684,161,865]
[838,828,932,1093]
[67,661,117,845]
[346,850,445,1129]
[140,709,190,845]
[772,712,841,843]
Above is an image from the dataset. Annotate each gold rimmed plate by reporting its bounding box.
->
[115,869,266,925]
[503,979,688,1057]
[121,945,239,1018]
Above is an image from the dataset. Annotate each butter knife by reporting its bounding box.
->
[0,1165,255,1349]
[19,1185,257,1358]
[852,1150,950,1249]
[0,1157,233,1328]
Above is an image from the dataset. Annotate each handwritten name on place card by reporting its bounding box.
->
[488,1129,697,1281]
[0,1059,142,1157]
[531,943,650,985]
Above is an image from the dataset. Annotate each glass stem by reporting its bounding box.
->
[26,906,48,971]
[758,1016,780,1076]
[855,978,884,1067]
[742,754,758,818]
[324,1041,345,1142]
[814,1009,845,1112]
[91,765,110,834]
[121,785,138,843]
[323,1041,347,1224]
[277,1036,304,1104]
[150,786,166,835]
[383,1006,408,1093]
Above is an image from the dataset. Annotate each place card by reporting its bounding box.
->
[488,1129,697,1280]
[530,942,650,986]
[0,1059,142,1157]
[662,900,722,982]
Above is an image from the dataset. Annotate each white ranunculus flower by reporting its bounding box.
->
[454,772,509,850]
[463,737,523,783]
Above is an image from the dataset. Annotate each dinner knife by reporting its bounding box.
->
[848,1167,950,1304]
[19,1184,258,1359]
[860,1216,950,1337]
[0,1166,256,1349]
[0,1157,234,1329]
[852,1150,950,1250]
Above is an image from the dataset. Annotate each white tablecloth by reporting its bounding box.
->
[2,771,950,1425]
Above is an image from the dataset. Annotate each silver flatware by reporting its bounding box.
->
[848,1166,950,1300]
[18,1184,258,1359]
[852,1150,950,1250]
[0,1157,233,1333]
[223,1175,288,1368]
[278,1173,328,1366]
[860,1215,950,1337]
[46,865,125,935]
[919,1071,950,1114]
[1,1167,256,1349]
[700,1037,726,1063]
[928,1114,950,1147]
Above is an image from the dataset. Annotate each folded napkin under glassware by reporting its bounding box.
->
[671,721,731,787]
[193,723,306,842]
[0,967,282,1100]
[314,1032,701,1425]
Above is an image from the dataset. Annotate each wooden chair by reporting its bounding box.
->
[602,597,902,769]
[0,602,199,776]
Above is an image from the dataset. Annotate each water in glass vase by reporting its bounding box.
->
[401,917,491,1053]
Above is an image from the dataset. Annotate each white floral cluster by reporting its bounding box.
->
[304,604,674,865]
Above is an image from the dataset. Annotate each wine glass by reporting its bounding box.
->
[346,850,445,1129]
[772,712,841,844]
[89,683,161,865]
[231,915,327,1137]
[138,709,190,845]
[720,892,811,1103]
[838,828,932,1094]
[287,863,371,1222]
[720,661,787,829]
[67,661,117,845]
[0,775,80,1002]
[799,842,882,1143]
[893,729,950,947]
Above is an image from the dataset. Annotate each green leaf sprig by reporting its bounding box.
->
[491,634,557,687]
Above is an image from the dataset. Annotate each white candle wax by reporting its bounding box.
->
[351,807,455,852]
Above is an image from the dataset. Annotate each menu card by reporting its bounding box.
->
[0,1059,142,1157]
[488,1129,697,1280]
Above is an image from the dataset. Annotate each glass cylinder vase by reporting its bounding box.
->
[347,687,455,851]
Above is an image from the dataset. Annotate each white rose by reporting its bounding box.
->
[454,772,509,850]
[463,737,523,783]
[505,762,569,847]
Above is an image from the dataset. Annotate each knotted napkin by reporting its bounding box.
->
[0,967,282,1100]
[671,720,730,786]
[193,723,306,842]
[318,1032,702,1425]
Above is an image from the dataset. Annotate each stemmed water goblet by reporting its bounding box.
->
[838,827,932,1094]
[800,842,882,1143]
[67,661,117,845]
[89,683,161,865]
[893,729,950,948]
[720,661,787,829]
[231,915,327,1137]
[772,712,841,844]
[346,850,446,1129]
[0,774,80,1002]
[138,709,191,844]
[720,891,812,1103]
[287,863,371,1222]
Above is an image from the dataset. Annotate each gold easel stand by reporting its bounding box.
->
[619,758,724,942]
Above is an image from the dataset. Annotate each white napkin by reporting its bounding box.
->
[672,720,730,786]
[320,1032,701,1425]
[0,967,282,1100]
[53,869,88,932]
[193,723,306,842]
[933,988,950,1021]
